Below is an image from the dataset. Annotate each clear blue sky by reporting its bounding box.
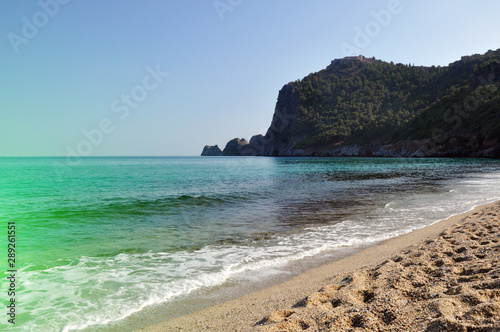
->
[1,0,499,156]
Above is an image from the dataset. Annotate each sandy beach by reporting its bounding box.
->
[140,201,500,331]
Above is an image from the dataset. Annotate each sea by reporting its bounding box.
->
[1,156,500,331]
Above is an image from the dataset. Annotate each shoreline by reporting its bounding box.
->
[139,200,500,331]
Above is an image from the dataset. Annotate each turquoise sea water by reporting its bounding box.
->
[1,157,500,331]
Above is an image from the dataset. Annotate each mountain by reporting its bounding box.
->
[202,50,500,157]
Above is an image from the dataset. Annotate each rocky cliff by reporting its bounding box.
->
[222,138,249,156]
[202,50,500,158]
[201,145,222,156]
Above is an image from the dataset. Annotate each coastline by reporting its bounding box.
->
[139,200,500,331]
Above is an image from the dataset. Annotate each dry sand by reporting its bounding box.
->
[140,201,500,332]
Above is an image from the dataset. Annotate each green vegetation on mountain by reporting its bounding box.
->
[389,70,500,144]
[291,50,500,150]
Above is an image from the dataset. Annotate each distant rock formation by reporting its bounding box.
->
[240,135,265,156]
[201,145,222,156]
[222,138,248,156]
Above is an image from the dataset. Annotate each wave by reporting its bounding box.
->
[46,193,254,219]
[17,223,416,332]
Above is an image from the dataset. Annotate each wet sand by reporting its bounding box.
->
[140,201,500,331]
